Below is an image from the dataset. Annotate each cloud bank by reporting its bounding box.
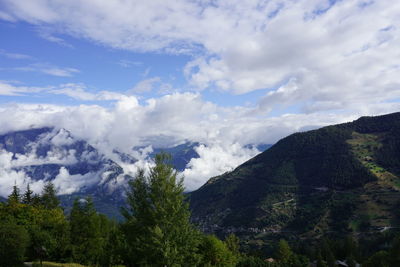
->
[1,88,399,194]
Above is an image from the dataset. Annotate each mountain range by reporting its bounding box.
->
[189,112,400,244]
[0,127,270,218]
[3,112,399,242]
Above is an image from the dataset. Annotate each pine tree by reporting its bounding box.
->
[41,182,60,209]
[8,183,20,204]
[22,183,33,204]
[121,153,201,266]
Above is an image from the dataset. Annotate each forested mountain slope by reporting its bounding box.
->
[190,112,400,239]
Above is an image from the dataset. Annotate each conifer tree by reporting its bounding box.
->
[8,183,20,204]
[122,153,201,266]
[22,183,33,204]
[41,182,60,209]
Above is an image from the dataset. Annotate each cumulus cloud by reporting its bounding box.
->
[52,167,98,195]
[0,166,45,198]
[1,1,399,109]
[1,91,399,192]
[182,143,260,191]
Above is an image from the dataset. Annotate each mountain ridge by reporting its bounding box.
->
[189,112,400,241]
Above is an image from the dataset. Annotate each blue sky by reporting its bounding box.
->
[0,0,400,190]
[0,19,267,107]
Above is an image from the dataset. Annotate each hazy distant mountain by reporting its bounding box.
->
[190,112,400,242]
[0,127,271,219]
[0,127,126,196]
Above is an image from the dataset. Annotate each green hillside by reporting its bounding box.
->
[189,112,400,242]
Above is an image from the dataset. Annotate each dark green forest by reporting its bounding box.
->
[1,153,400,266]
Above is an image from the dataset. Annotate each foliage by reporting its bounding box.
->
[41,182,60,209]
[0,220,30,267]
[8,183,21,204]
[225,233,241,256]
[121,153,202,266]
[199,235,238,266]
[23,183,34,204]
[70,197,105,265]
[275,239,292,263]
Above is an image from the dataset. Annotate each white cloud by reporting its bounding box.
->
[0,49,32,59]
[49,83,126,101]
[1,0,399,114]
[14,63,80,77]
[52,167,98,195]
[182,143,260,191]
[0,81,126,101]
[2,91,400,192]
[130,77,161,94]
[1,0,400,192]
[37,29,73,48]
[0,81,45,96]
[117,59,142,68]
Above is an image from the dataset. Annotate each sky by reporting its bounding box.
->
[0,0,400,192]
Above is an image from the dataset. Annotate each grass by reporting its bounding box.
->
[344,132,400,229]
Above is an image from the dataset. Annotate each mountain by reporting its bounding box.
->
[189,112,400,242]
[0,127,129,218]
[0,127,126,195]
[0,127,270,219]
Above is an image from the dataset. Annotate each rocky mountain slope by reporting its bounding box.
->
[189,112,400,240]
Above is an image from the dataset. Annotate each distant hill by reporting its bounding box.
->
[189,112,400,241]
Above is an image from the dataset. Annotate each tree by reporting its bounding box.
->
[389,234,400,266]
[0,221,30,267]
[225,233,240,256]
[275,239,292,264]
[320,238,335,267]
[41,182,60,209]
[364,251,390,267]
[70,197,103,265]
[22,183,33,204]
[199,235,238,266]
[122,153,201,266]
[8,183,21,204]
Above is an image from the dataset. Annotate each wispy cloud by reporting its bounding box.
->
[117,59,142,68]
[0,49,33,60]
[0,81,124,101]
[130,77,161,94]
[37,28,74,48]
[49,83,126,101]
[0,81,45,96]
[14,63,80,77]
